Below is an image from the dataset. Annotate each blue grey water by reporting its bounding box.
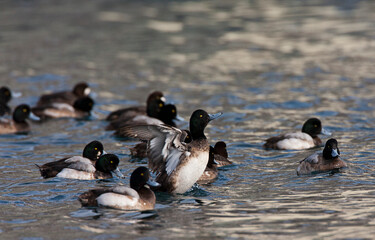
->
[1,0,375,239]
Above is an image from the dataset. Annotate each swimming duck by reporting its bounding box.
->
[36,82,90,107]
[130,130,192,159]
[106,91,165,122]
[32,96,94,120]
[117,109,222,194]
[0,86,12,116]
[79,166,159,210]
[297,138,347,175]
[0,104,39,134]
[37,153,123,180]
[263,118,331,150]
[211,141,232,167]
[36,140,105,178]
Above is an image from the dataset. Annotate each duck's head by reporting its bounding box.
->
[302,118,331,137]
[73,97,94,112]
[95,154,124,178]
[323,138,340,160]
[13,104,39,123]
[214,141,228,158]
[73,82,90,97]
[189,109,222,139]
[0,86,12,103]
[130,166,160,190]
[82,140,105,161]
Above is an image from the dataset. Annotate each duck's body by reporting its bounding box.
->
[79,167,158,210]
[0,104,39,134]
[297,138,347,175]
[37,153,123,180]
[211,141,232,167]
[117,109,221,194]
[264,118,330,150]
[32,97,94,120]
[36,82,90,107]
[106,91,165,122]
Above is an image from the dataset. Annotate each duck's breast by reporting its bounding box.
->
[173,151,209,194]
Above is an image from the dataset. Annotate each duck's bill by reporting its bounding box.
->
[175,114,185,121]
[331,148,339,157]
[84,88,91,96]
[160,96,166,102]
[147,179,160,187]
[12,92,22,98]
[29,112,40,121]
[102,150,107,155]
[209,112,223,121]
[112,167,125,179]
[213,159,219,165]
[321,128,332,136]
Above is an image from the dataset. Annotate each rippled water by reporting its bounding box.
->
[1,0,375,239]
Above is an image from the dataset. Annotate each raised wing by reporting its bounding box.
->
[118,124,187,175]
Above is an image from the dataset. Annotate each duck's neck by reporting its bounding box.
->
[190,128,206,140]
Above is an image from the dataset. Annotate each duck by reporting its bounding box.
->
[197,148,218,184]
[263,118,331,150]
[79,167,159,210]
[37,153,124,180]
[36,140,104,178]
[106,91,165,122]
[0,104,40,134]
[297,138,347,175]
[130,130,192,159]
[36,82,91,107]
[211,141,232,167]
[0,86,12,116]
[117,109,222,194]
[32,96,94,120]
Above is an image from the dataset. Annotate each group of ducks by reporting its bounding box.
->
[1,83,347,210]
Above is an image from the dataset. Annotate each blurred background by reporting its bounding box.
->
[1,0,375,239]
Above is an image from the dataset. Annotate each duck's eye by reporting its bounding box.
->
[200,114,203,118]
[94,147,98,150]
[5,91,9,96]
[172,109,175,113]
[314,125,317,127]
[89,103,93,106]
[140,173,144,176]
[110,161,113,164]
[23,108,27,112]
[159,103,163,107]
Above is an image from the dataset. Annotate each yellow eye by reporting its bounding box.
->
[172,109,175,113]
[200,114,203,118]
[159,103,163,107]
[94,147,98,150]
[140,173,144,176]
[110,161,113,164]
[314,125,317,127]
[23,108,27,113]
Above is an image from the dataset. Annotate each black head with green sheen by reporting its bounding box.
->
[189,109,222,140]
[82,140,104,160]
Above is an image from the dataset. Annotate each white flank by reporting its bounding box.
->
[173,151,209,193]
[277,132,314,150]
[97,193,138,209]
[56,168,95,180]
[51,103,75,111]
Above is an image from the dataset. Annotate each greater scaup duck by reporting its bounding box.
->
[32,96,94,120]
[79,166,159,210]
[106,91,165,122]
[130,129,192,159]
[117,109,222,194]
[0,86,12,116]
[36,82,90,107]
[211,141,232,167]
[264,118,331,150]
[0,104,39,134]
[297,138,347,175]
[37,153,124,180]
[36,140,105,178]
